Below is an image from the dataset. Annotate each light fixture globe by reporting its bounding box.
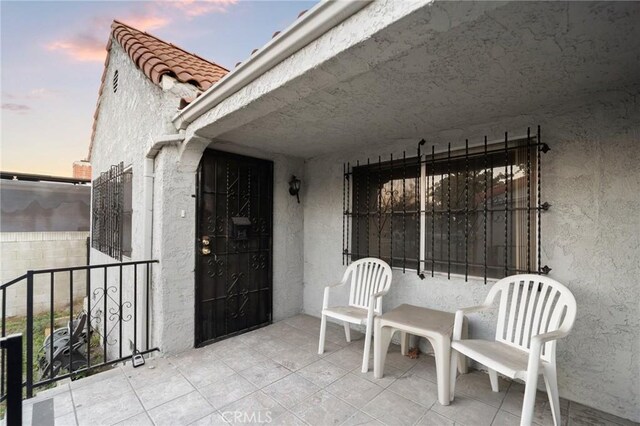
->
[288,175,301,203]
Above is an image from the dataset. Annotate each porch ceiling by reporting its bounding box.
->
[195,1,640,158]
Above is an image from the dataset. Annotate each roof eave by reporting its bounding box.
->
[172,0,372,131]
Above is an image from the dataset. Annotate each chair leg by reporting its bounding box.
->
[343,322,351,343]
[543,364,561,426]
[362,320,373,373]
[374,325,393,378]
[318,315,327,355]
[488,368,499,392]
[449,348,459,402]
[520,372,539,426]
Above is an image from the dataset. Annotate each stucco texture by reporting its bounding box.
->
[91,41,305,354]
[90,2,640,421]
[302,91,640,421]
[90,40,199,354]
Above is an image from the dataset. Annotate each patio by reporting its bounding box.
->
[21,314,634,426]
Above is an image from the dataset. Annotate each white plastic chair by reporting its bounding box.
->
[449,275,576,426]
[318,258,392,373]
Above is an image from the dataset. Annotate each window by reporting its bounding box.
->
[423,141,538,279]
[91,163,132,259]
[349,157,421,270]
[345,129,547,281]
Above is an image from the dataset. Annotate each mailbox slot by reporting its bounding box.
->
[231,217,252,240]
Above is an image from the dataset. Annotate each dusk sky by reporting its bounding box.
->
[0,0,316,177]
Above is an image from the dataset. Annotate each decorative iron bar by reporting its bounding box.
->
[0,334,22,425]
[91,162,128,260]
[342,163,346,265]
[0,260,158,402]
[342,127,550,281]
[402,153,407,272]
[417,140,425,277]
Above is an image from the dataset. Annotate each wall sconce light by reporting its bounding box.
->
[289,175,301,203]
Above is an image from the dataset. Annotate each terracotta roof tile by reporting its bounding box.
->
[111,20,228,91]
[88,20,229,160]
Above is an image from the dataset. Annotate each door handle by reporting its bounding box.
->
[201,236,211,256]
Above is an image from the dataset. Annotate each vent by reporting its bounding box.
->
[112,70,119,93]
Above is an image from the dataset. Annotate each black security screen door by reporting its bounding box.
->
[195,149,273,346]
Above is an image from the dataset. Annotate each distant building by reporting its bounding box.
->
[73,160,92,180]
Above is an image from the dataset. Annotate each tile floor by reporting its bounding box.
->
[21,314,636,426]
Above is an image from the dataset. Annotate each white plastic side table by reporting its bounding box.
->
[373,304,467,406]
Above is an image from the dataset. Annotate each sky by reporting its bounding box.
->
[0,0,316,177]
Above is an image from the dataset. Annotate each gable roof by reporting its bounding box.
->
[111,20,228,91]
[89,21,229,160]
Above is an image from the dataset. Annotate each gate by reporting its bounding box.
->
[195,149,273,345]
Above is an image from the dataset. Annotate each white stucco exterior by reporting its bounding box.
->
[89,40,198,356]
[89,1,640,421]
[302,91,640,422]
[149,141,304,354]
[90,40,305,355]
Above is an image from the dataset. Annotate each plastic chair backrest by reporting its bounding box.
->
[487,274,577,362]
[345,258,392,314]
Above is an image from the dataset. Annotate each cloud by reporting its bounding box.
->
[46,32,107,62]
[120,14,169,31]
[25,88,60,99]
[47,0,237,63]
[168,0,237,18]
[2,103,31,113]
[3,89,59,101]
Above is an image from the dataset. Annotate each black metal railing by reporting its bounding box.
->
[1,334,22,425]
[0,260,158,404]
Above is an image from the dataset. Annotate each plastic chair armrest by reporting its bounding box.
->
[452,304,491,340]
[527,330,567,369]
[371,290,387,299]
[532,329,567,344]
[366,290,388,321]
[322,282,346,309]
[459,304,492,315]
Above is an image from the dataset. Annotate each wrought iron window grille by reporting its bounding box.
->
[92,163,132,260]
[342,126,551,283]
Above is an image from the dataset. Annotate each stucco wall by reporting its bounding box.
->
[89,40,199,356]
[150,141,304,354]
[302,91,640,421]
[1,232,88,317]
[90,41,305,355]
[90,40,198,262]
[89,13,639,422]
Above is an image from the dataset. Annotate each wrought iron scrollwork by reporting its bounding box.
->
[207,257,225,277]
[251,254,267,270]
[252,217,268,233]
[89,285,134,346]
